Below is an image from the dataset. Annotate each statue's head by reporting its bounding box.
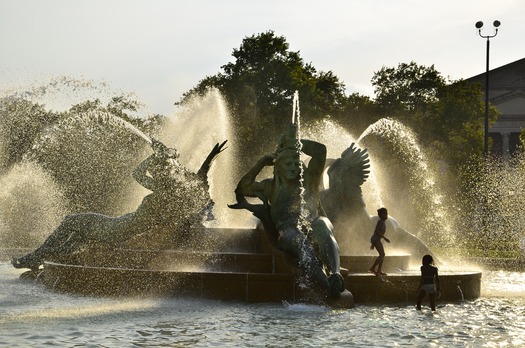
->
[274,147,301,181]
[151,138,179,161]
[149,138,186,182]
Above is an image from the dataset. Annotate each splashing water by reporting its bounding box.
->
[456,285,465,301]
[292,91,307,225]
[0,75,145,115]
[356,118,452,245]
[3,73,524,262]
[292,92,312,288]
[291,92,324,291]
[0,77,159,247]
[166,88,244,227]
[0,161,66,248]
[25,110,152,215]
[103,113,152,144]
[455,154,525,256]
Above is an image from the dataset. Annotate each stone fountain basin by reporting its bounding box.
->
[9,228,481,304]
[38,248,480,304]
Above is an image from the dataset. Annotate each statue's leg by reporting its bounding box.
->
[56,213,120,253]
[310,217,345,298]
[310,217,341,274]
[277,225,307,260]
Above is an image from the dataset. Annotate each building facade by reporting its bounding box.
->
[466,58,525,156]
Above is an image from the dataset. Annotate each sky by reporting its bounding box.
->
[1,0,525,116]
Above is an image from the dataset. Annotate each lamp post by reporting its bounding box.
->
[476,20,501,157]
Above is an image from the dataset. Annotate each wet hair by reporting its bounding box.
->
[377,207,388,215]
[422,254,434,266]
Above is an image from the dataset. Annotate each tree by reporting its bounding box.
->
[368,62,501,246]
[431,79,498,165]
[371,62,498,164]
[179,31,347,161]
[335,92,379,137]
[0,98,60,172]
[371,61,445,124]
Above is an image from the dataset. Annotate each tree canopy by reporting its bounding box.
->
[180,35,497,171]
[370,61,498,166]
[181,30,347,120]
[179,31,348,159]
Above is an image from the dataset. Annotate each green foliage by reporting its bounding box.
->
[0,98,60,172]
[180,38,491,174]
[433,80,498,166]
[372,61,445,116]
[179,30,347,162]
[176,35,506,248]
[336,92,379,136]
[365,61,501,243]
[370,61,497,169]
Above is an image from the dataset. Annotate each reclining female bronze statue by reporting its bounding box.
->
[12,139,227,271]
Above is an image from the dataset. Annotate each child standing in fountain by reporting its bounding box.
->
[369,207,390,276]
[416,254,440,311]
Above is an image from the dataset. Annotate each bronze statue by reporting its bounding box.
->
[229,124,345,299]
[12,139,227,271]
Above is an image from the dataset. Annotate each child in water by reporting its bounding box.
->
[368,207,390,276]
[416,254,441,311]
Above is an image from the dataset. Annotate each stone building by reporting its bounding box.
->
[466,57,525,156]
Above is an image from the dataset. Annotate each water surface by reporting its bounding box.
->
[1,263,524,347]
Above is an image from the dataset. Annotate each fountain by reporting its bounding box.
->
[1,81,481,309]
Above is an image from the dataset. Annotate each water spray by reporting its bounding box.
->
[291,91,316,290]
[291,91,306,225]
[104,113,152,144]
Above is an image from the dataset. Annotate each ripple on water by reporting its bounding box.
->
[1,263,525,347]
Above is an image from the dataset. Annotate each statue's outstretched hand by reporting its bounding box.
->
[213,140,228,157]
[207,140,228,163]
[228,189,264,215]
[197,140,228,178]
[228,201,248,210]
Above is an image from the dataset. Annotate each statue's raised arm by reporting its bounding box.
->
[132,155,157,191]
[298,138,327,190]
[197,140,228,179]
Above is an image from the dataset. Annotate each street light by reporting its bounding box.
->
[476,20,501,157]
